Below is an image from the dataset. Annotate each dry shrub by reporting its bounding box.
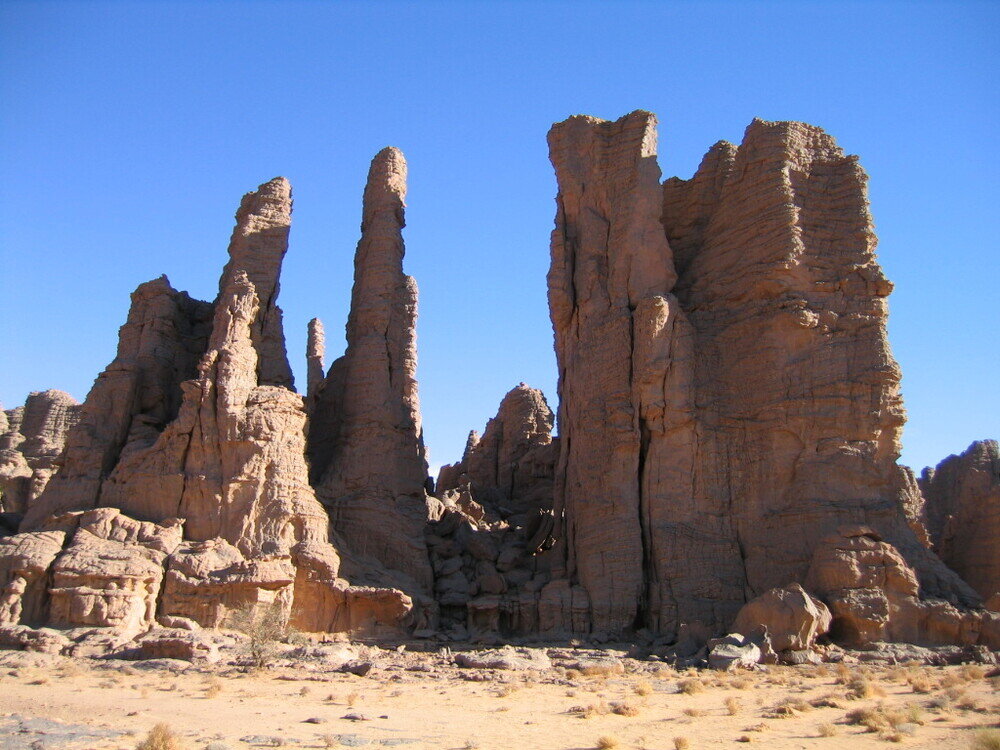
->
[135,723,184,750]
[940,672,963,689]
[809,693,843,709]
[678,678,703,695]
[731,676,752,690]
[673,738,690,750]
[972,729,1000,750]
[299,685,310,696]
[818,723,838,737]
[834,663,855,684]
[229,601,288,670]
[845,703,913,735]
[683,708,705,717]
[611,701,641,717]
[847,676,884,700]
[907,673,935,693]
[596,737,619,750]
[960,664,986,681]
[346,691,360,705]
[321,736,338,749]
[634,680,653,696]
[725,696,742,715]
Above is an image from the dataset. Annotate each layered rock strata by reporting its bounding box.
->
[545,111,976,638]
[0,390,81,516]
[919,441,1000,601]
[309,148,434,597]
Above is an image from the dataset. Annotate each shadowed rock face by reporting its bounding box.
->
[438,383,556,515]
[0,391,81,515]
[919,441,1000,601]
[545,111,977,638]
[217,176,295,390]
[309,147,433,596]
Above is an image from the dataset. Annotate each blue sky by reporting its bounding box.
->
[1,0,996,474]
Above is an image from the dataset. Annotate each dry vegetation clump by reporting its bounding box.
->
[725,696,742,715]
[673,738,690,750]
[845,702,923,740]
[135,723,185,750]
[228,601,288,670]
[847,675,885,700]
[817,723,838,737]
[595,736,620,750]
[203,677,223,698]
[730,676,752,690]
[633,679,653,696]
[971,729,1000,750]
[809,693,843,709]
[683,707,706,717]
[677,678,704,695]
[611,701,641,717]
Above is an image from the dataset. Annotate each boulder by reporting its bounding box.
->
[731,583,831,652]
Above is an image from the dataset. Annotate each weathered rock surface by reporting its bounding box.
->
[806,525,999,649]
[0,390,81,515]
[309,147,433,596]
[20,277,213,529]
[731,583,831,652]
[545,110,978,638]
[217,176,295,389]
[919,440,1000,600]
[547,111,677,635]
[438,384,557,517]
[305,317,326,412]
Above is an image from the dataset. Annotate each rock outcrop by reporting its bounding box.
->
[919,441,1000,601]
[545,111,976,638]
[731,583,831,653]
[217,176,295,389]
[437,383,557,516]
[806,525,999,649]
[20,278,214,529]
[305,317,326,412]
[0,391,81,516]
[309,148,433,597]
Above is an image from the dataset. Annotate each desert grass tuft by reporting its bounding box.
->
[971,729,1000,750]
[135,723,184,750]
[818,723,838,737]
[673,738,690,750]
[677,678,703,695]
[725,696,742,715]
[596,736,620,750]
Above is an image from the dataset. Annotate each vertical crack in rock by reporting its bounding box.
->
[546,111,678,634]
[309,147,434,598]
[217,176,295,390]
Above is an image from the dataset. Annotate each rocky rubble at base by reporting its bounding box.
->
[0,110,997,661]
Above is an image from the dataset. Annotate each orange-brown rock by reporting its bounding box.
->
[305,317,326,412]
[806,525,998,649]
[309,148,433,596]
[731,583,831,652]
[547,111,677,634]
[0,390,81,515]
[217,176,295,389]
[0,530,66,626]
[438,384,556,516]
[919,440,1000,601]
[20,277,213,529]
[546,112,976,638]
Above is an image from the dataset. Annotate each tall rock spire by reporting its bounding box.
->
[309,147,433,595]
[217,176,295,389]
[305,317,326,411]
[546,111,678,634]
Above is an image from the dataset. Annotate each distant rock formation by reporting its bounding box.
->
[0,390,81,516]
[919,441,1000,601]
[437,383,557,516]
[309,147,434,598]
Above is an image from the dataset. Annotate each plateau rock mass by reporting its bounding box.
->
[1,112,996,659]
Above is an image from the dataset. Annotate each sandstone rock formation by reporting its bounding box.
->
[437,383,557,516]
[217,176,295,389]
[545,111,977,638]
[806,525,999,649]
[0,390,81,515]
[20,278,214,529]
[919,441,1000,601]
[305,317,326,412]
[308,148,433,597]
[731,583,831,653]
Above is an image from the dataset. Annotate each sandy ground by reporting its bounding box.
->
[0,651,998,750]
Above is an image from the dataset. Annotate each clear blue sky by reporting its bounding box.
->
[1,0,996,474]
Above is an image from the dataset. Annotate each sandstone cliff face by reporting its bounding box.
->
[0,390,81,515]
[309,148,433,596]
[217,177,295,389]
[919,441,1000,601]
[547,111,678,634]
[546,111,976,638]
[20,278,213,529]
